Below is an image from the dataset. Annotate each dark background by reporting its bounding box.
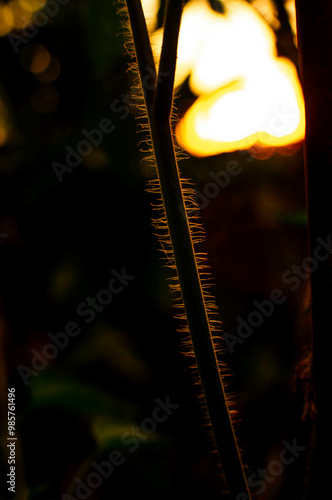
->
[0,1,313,498]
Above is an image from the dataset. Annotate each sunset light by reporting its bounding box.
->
[149,0,304,157]
[176,56,304,156]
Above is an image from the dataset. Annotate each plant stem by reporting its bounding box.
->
[123,0,156,112]
[124,0,251,498]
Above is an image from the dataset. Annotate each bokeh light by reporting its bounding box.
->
[142,0,160,32]
[23,44,52,74]
[149,0,304,157]
[285,0,297,38]
[0,98,9,147]
[34,55,61,83]
[0,0,47,35]
[176,56,304,156]
[0,127,7,146]
[251,0,280,31]
[17,0,47,14]
[0,5,15,36]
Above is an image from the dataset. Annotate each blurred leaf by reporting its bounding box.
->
[91,416,171,451]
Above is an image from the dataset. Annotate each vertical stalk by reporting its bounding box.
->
[124,0,251,498]
[122,0,156,112]
[295,1,332,497]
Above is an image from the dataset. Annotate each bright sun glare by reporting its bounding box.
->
[147,0,305,157]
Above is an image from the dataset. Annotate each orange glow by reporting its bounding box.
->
[0,0,47,36]
[18,0,47,14]
[176,57,305,156]
[180,0,276,95]
[285,0,297,39]
[10,0,34,30]
[142,0,160,32]
[148,0,304,157]
[251,0,280,31]
[35,55,61,82]
[29,45,51,74]
[0,99,9,147]
[0,100,8,126]
[0,5,14,36]
[0,127,7,146]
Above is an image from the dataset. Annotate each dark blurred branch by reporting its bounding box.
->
[295,1,332,497]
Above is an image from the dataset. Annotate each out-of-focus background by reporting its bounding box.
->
[0,1,313,498]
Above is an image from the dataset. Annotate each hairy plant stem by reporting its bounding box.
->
[124,0,251,498]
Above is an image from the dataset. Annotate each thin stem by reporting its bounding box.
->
[152,0,183,121]
[124,0,251,497]
[124,0,156,112]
